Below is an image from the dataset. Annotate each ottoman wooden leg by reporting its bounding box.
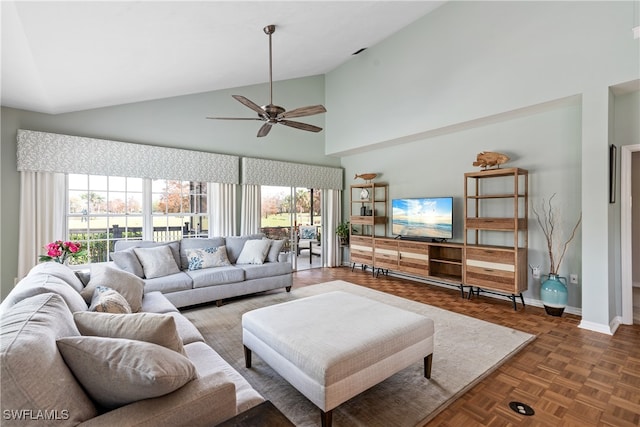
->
[321,409,332,427]
[244,345,252,369]
[424,353,433,379]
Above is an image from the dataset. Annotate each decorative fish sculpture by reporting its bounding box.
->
[472,152,509,170]
[354,173,377,182]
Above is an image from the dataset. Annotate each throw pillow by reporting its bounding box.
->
[82,264,144,312]
[1,294,98,424]
[224,234,264,264]
[88,286,132,314]
[110,247,144,278]
[265,239,285,263]
[186,246,231,270]
[179,237,225,270]
[134,245,181,279]
[74,311,186,355]
[56,336,198,409]
[236,239,271,265]
[299,226,317,240]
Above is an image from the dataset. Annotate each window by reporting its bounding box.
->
[68,174,208,264]
[261,186,293,242]
[152,179,208,240]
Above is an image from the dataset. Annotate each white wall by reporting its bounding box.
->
[634,152,640,286]
[326,1,640,331]
[326,1,638,155]
[340,99,583,307]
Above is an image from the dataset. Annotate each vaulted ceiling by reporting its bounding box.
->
[2,1,445,114]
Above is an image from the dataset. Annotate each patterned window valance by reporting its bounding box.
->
[16,130,239,184]
[242,157,343,190]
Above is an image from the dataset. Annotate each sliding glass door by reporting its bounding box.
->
[260,185,323,270]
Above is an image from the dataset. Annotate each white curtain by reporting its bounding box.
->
[323,189,343,267]
[240,184,261,236]
[17,172,66,279]
[210,183,237,237]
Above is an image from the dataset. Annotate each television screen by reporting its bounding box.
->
[392,197,453,240]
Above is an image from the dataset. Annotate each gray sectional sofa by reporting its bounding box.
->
[107,234,292,308]
[0,261,267,426]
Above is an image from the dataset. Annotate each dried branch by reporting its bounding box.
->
[533,193,581,275]
[555,212,582,275]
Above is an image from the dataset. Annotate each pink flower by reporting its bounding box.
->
[47,248,62,257]
[40,240,85,264]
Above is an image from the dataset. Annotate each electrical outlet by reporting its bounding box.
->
[532,267,540,279]
[570,274,578,284]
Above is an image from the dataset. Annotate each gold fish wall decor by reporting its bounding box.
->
[354,173,377,182]
[472,152,509,170]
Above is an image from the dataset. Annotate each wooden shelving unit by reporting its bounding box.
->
[372,237,465,297]
[463,167,528,309]
[349,182,387,271]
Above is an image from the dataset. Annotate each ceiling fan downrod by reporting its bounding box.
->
[264,25,276,107]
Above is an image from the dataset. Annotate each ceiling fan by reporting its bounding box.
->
[207,25,326,138]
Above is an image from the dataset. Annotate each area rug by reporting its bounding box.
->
[182,280,534,426]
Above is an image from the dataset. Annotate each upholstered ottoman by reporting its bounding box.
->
[242,291,435,427]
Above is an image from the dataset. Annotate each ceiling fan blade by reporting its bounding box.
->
[232,95,265,115]
[280,120,323,133]
[206,117,263,121]
[257,123,272,137]
[280,105,327,119]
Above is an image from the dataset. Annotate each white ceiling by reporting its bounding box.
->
[2,1,445,114]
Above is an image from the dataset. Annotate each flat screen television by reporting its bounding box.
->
[392,197,453,240]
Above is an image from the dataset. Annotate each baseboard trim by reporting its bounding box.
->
[578,317,621,335]
[339,264,584,316]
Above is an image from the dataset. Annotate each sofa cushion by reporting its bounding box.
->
[239,262,293,281]
[165,312,205,345]
[57,336,198,410]
[185,266,245,289]
[27,261,85,292]
[236,239,271,265]
[114,240,181,268]
[110,247,144,277]
[179,237,226,270]
[4,274,88,313]
[89,286,132,314]
[224,234,264,264]
[82,264,144,312]
[1,293,98,424]
[134,245,181,279]
[144,271,193,294]
[74,311,186,355]
[187,246,231,271]
[265,239,286,263]
[141,291,180,314]
[185,341,264,414]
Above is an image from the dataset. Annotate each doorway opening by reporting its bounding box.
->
[260,186,323,271]
[621,144,640,324]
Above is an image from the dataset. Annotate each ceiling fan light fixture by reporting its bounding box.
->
[207,24,326,137]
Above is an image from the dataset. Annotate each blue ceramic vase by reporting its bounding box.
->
[540,274,568,316]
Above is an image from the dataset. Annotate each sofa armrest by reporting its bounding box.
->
[78,371,237,427]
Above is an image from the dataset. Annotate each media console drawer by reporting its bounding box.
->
[374,239,399,270]
[464,246,527,293]
[465,247,514,265]
[398,241,429,276]
[350,236,373,265]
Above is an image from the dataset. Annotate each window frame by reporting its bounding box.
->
[66,174,210,264]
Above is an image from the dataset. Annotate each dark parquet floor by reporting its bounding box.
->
[291,267,640,427]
